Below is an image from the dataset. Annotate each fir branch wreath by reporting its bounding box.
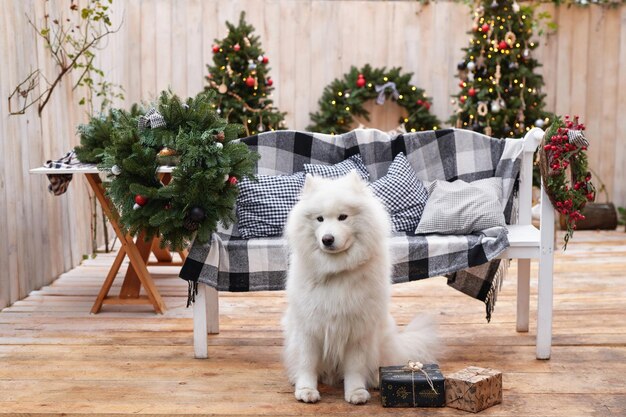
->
[100,90,259,251]
[307,65,441,135]
[539,115,595,249]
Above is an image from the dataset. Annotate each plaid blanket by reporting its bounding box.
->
[180,129,524,321]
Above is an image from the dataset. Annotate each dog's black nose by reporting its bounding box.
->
[322,234,335,247]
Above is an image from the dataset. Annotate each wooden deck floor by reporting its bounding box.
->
[1,230,625,416]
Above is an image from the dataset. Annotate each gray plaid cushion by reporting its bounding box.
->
[236,172,306,239]
[304,154,369,181]
[415,177,505,235]
[369,153,428,232]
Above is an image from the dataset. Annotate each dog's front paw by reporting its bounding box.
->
[295,387,321,403]
[345,388,370,404]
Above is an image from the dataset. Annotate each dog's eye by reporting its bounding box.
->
[316,216,324,222]
[338,214,348,221]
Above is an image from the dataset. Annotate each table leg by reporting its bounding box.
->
[119,231,152,299]
[91,246,126,314]
[84,173,166,314]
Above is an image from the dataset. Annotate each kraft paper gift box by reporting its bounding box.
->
[445,366,502,413]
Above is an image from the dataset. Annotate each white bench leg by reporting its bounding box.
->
[536,185,554,360]
[516,259,530,332]
[193,285,220,359]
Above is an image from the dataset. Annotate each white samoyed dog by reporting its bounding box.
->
[282,171,437,405]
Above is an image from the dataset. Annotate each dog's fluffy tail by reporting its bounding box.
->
[382,314,439,366]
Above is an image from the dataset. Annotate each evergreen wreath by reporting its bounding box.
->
[307,65,441,135]
[539,115,595,249]
[100,90,259,251]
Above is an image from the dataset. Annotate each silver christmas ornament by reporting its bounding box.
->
[258,55,264,62]
[215,142,224,149]
[534,119,545,128]
[512,1,520,12]
[467,61,476,71]
[224,174,230,182]
[133,203,141,210]
[111,165,121,176]
[257,124,265,132]
[490,101,501,113]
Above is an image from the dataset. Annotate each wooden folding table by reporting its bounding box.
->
[30,165,184,314]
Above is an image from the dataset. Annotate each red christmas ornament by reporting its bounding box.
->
[212,44,219,53]
[262,56,269,64]
[468,88,477,97]
[424,102,431,110]
[233,43,241,51]
[356,74,366,88]
[481,23,490,32]
[460,96,467,104]
[266,77,273,87]
[417,99,424,106]
[134,195,148,206]
[498,40,508,50]
[245,76,256,87]
[458,81,465,88]
[228,176,238,185]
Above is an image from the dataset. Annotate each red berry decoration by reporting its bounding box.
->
[468,88,477,97]
[134,195,148,206]
[481,23,490,32]
[212,44,219,53]
[233,43,241,51]
[498,40,508,50]
[245,76,256,87]
[262,56,269,64]
[540,115,594,249]
[228,176,238,185]
[266,77,273,87]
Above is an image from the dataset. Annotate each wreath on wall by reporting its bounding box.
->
[80,90,259,251]
[307,65,441,135]
[539,115,595,249]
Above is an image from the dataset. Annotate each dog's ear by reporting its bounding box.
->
[302,173,318,194]
[346,170,368,191]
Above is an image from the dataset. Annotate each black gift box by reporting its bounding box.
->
[379,363,446,407]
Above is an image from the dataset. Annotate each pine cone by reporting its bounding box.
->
[183,217,200,231]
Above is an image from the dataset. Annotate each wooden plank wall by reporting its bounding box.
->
[0,0,102,310]
[1,1,625,309]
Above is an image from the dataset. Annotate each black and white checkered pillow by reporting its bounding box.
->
[304,154,369,181]
[415,177,505,235]
[236,172,305,239]
[369,153,428,232]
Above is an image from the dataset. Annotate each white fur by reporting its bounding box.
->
[282,171,437,405]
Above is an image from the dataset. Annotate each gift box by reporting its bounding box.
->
[445,366,502,413]
[379,362,445,407]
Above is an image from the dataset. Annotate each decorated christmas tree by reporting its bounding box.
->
[449,0,552,138]
[205,12,286,137]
